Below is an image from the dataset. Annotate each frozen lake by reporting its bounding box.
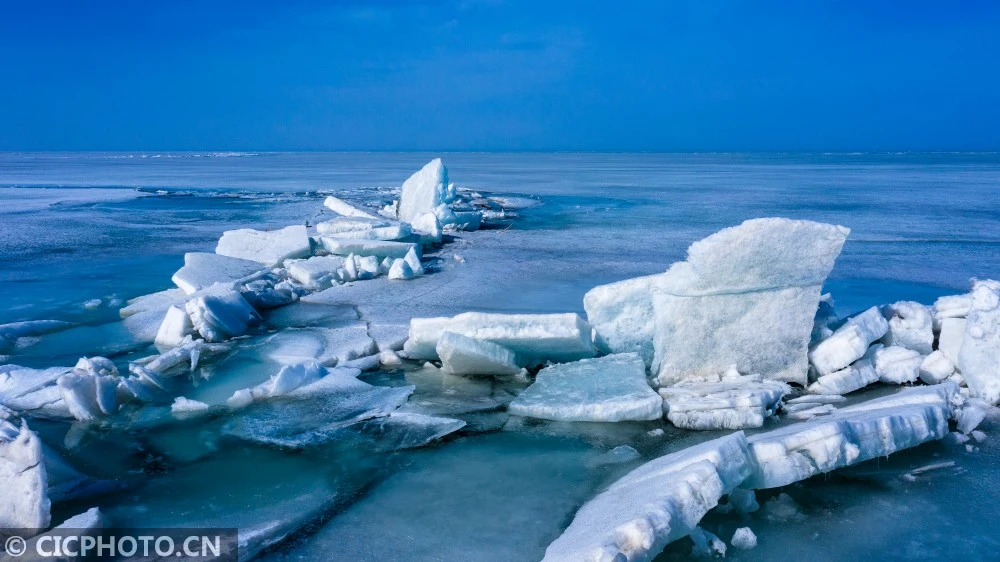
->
[2,152,999,560]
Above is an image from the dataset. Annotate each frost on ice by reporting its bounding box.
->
[507,353,662,422]
[651,218,849,386]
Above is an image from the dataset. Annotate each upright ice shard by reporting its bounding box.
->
[652,218,850,386]
[0,417,51,530]
[958,279,1000,404]
[398,159,450,223]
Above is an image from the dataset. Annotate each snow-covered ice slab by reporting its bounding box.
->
[216,225,311,267]
[584,273,664,367]
[398,158,450,223]
[0,418,51,530]
[171,252,267,294]
[285,255,346,290]
[652,218,849,386]
[319,237,420,260]
[809,306,889,375]
[881,301,934,354]
[542,433,754,562]
[508,353,662,422]
[323,195,378,219]
[958,279,1000,404]
[223,368,414,448]
[436,331,521,376]
[403,312,600,366]
[743,383,957,489]
[659,377,789,430]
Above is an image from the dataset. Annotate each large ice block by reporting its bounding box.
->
[398,159,450,223]
[436,331,522,376]
[583,273,665,368]
[508,353,662,422]
[809,306,889,375]
[215,225,311,267]
[404,312,600,366]
[958,279,1000,404]
[542,433,754,562]
[652,218,849,386]
[659,377,789,430]
[171,252,267,295]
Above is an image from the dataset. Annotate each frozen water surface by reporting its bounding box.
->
[2,152,1000,560]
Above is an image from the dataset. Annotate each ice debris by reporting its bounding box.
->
[730,527,757,551]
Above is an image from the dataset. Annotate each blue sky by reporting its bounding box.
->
[1,0,998,151]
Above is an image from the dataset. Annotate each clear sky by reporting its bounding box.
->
[1,0,998,152]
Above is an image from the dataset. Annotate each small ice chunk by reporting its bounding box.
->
[881,301,934,354]
[154,305,193,347]
[648,428,665,437]
[919,350,955,384]
[269,363,326,396]
[286,256,346,290]
[972,430,987,442]
[171,252,266,294]
[808,344,881,395]
[744,384,956,489]
[379,350,402,368]
[323,196,378,219]
[874,345,922,384]
[82,298,102,309]
[659,378,789,430]
[584,273,665,368]
[216,225,312,267]
[410,211,443,244]
[403,246,424,276]
[689,526,726,558]
[955,399,988,434]
[933,293,972,329]
[652,218,849,386]
[185,285,261,342]
[727,488,759,513]
[398,158,449,223]
[73,356,118,378]
[0,420,51,529]
[436,332,521,376]
[731,527,757,550]
[938,317,966,364]
[403,312,600,366]
[589,445,641,467]
[319,237,420,260]
[508,353,662,422]
[810,307,890,375]
[387,258,415,280]
[171,396,210,414]
[542,433,754,562]
[958,280,1000,404]
[57,372,119,420]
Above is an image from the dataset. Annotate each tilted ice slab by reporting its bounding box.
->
[584,273,664,368]
[652,218,849,386]
[403,312,600,366]
[508,353,662,422]
[436,331,522,376]
[659,376,790,430]
[216,225,311,267]
[223,368,414,448]
[171,252,267,295]
[323,195,378,219]
[0,417,51,530]
[398,158,451,223]
[319,237,420,260]
[284,255,346,290]
[345,411,465,451]
[256,324,376,367]
[809,306,889,375]
[542,433,754,562]
[881,301,934,354]
[807,344,881,395]
[958,279,1000,404]
[743,383,957,489]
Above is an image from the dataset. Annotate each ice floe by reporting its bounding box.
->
[508,353,662,422]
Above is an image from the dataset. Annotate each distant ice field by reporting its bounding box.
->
[1,152,998,325]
